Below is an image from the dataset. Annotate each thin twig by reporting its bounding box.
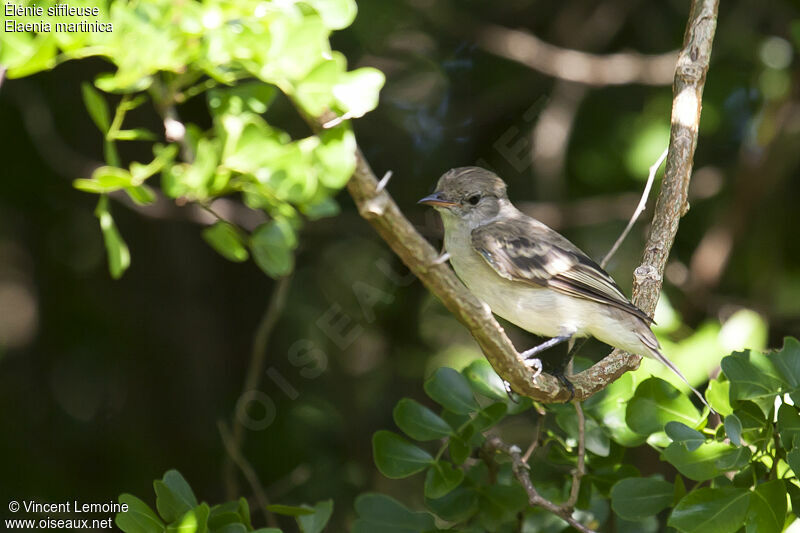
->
[223,276,293,498]
[601,147,668,268]
[564,401,586,510]
[218,420,279,528]
[521,414,545,463]
[485,437,597,533]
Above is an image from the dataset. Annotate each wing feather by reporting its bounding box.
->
[471,217,653,324]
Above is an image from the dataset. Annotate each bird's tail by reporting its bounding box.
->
[639,333,715,414]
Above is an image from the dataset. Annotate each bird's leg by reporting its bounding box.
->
[504,335,575,402]
[547,337,588,403]
[520,335,572,359]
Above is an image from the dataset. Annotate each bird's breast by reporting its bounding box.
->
[443,227,570,338]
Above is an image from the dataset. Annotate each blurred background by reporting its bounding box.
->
[1,0,799,530]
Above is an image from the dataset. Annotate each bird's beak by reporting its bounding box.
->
[418,192,457,207]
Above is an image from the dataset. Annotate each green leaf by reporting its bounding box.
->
[250,220,298,278]
[714,446,751,470]
[303,0,358,30]
[471,402,507,432]
[293,56,343,116]
[555,405,611,457]
[724,414,743,446]
[773,337,800,388]
[112,129,158,141]
[610,477,674,521]
[477,484,528,529]
[296,500,333,533]
[352,493,435,533]
[424,367,479,415]
[154,470,198,523]
[115,494,165,533]
[266,504,316,516]
[95,196,130,279]
[125,185,157,206]
[721,350,786,416]
[665,422,706,451]
[448,435,471,465]
[668,487,750,533]
[734,402,769,447]
[626,378,702,436]
[372,430,433,478]
[787,448,800,477]
[208,82,277,117]
[392,398,453,441]
[166,504,209,533]
[332,67,385,118]
[425,487,478,523]
[705,378,733,417]
[213,525,247,533]
[314,126,356,188]
[75,166,135,193]
[424,461,464,499]
[662,442,742,481]
[462,359,507,401]
[777,403,800,450]
[202,222,249,263]
[82,82,110,132]
[745,480,786,533]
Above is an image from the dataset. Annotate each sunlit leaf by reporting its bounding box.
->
[250,220,297,278]
[82,82,110,132]
[665,421,705,451]
[626,378,702,436]
[94,196,130,279]
[202,222,249,263]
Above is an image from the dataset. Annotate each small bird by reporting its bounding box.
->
[419,166,710,410]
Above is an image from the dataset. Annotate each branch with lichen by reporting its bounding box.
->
[333,0,719,403]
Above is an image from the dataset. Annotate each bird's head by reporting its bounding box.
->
[418,167,509,227]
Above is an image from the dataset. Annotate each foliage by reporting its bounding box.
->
[367,338,800,532]
[115,469,331,533]
[0,0,383,279]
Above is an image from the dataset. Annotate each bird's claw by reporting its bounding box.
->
[503,380,520,404]
[525,357,543,379]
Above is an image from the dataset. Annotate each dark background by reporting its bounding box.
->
[1,0,799,530]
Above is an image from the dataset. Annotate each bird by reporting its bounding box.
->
[418,166,711,410]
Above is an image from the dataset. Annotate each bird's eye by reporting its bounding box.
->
[467,194,481,206]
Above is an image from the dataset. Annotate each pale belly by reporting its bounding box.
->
[441,221,651,356]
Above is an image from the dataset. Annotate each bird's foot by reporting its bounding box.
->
[524,356,543,379]
[552,372,575,403]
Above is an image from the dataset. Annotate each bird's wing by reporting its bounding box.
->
[471,217,653,324]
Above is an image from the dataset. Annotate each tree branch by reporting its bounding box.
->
[334,0,718,403]
[485,436,597,533]
[477,25,677,87]
[564,402,586,510]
